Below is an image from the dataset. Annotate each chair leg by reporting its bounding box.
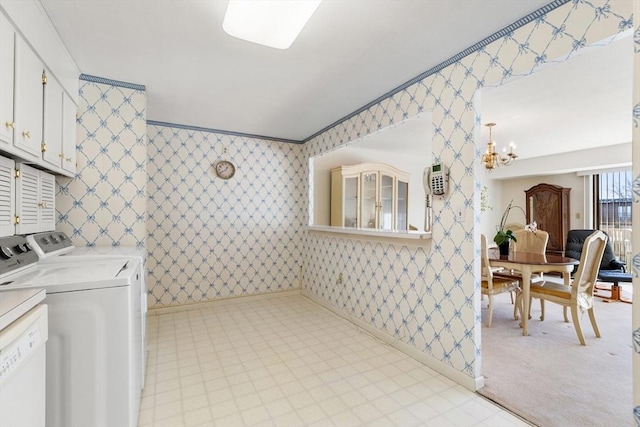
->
[513,292,521,320]
[570,305,586,346]
[538,298,545,321]
[487,294,494,327]
[588,307,601,338]
[563,306,569,323]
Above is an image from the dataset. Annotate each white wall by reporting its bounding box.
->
[497,172,588,231]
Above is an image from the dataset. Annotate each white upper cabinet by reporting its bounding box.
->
[43,72,64,169]
[15,162,55,234]
[13,35,44,161]
[0,11,15,148]
[0,155,15,237]
[61,92,77,174]
[42,73,77,176]
[0,1,79,177]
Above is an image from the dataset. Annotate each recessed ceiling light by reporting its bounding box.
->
[223,0,321,50]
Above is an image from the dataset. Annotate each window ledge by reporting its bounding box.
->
[306,225,431,240]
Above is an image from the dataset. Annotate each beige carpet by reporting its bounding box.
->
[479,283,633,427]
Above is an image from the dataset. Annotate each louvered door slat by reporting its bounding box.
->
[40,171,55,231]
[0,156,15,236]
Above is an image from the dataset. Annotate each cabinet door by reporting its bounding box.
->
[344,176,358,227]
[0,12,15,148]
[15,163,40,234]
[525,183,570,255]
[15,163,55,234]
[379,174,394,230]
[361,172,377,228]
[397,180,408,231]
[39,171,55,231]
[13,36,44,160]
[0,156,15,237]
[43,72,64,170]
[61,92,77,175]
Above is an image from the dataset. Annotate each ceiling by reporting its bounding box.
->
[314,31,632,168]
[39,0,555,142]
[481,34,633,161]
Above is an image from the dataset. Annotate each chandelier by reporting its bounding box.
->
[481,122,517,170]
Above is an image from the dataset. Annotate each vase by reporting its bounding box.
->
[498,241,510,256]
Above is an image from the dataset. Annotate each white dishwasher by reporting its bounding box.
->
[0,288,48,427]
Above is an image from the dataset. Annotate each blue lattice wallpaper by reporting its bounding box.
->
[631,0,640,421]
[56,79,147,247]
[146,125,304,307]
[51,0,637,405]
[302,0,634,387]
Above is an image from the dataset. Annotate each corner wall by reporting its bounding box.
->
[301,0,632,388]
[56,78,147,247]
[145,125,304,308]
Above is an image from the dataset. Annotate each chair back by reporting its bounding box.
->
[571,230,607,309]
[480,234,498,284]
[512,229,549,255]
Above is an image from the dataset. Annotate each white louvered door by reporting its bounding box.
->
[0,156,15,237]
[15,163,55,234]
[39,171,55,231]
[16,163,39,234]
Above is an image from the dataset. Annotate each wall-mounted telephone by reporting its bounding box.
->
[423,163,449,196]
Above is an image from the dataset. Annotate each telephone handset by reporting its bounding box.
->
[423,163,449,196]
[422,163,448,232]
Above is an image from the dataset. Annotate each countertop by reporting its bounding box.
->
[0,288,46,331]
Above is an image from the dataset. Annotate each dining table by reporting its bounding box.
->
[488,250,579,336]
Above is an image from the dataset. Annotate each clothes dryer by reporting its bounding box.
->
[26,231,148,383]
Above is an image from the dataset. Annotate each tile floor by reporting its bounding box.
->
[138,293,529,427]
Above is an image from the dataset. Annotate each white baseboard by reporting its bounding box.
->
[148,289,302,316]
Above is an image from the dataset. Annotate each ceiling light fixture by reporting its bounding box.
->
[223,0,321,50]
[481,122,517,170]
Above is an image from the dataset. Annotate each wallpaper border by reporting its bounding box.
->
[79,73,146,91]
[146,120,302,144]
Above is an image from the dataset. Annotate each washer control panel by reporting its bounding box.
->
[25,232,73,258]
[0,236,38,279]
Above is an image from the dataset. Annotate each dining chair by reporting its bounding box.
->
[494,229,549,312]
[481,234,521,326]
[496,229,550,281]
[529,230,607,345]
[565,229,631,302]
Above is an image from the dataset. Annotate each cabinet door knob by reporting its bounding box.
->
[4,121,13,129]
[66,157,72,162]
[59,153,64,159]
[22,130,30,138]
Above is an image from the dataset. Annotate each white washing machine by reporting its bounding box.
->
[0,235,142,427]
[26,231,148,384]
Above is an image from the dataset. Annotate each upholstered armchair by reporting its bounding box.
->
[565,229,626,273]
